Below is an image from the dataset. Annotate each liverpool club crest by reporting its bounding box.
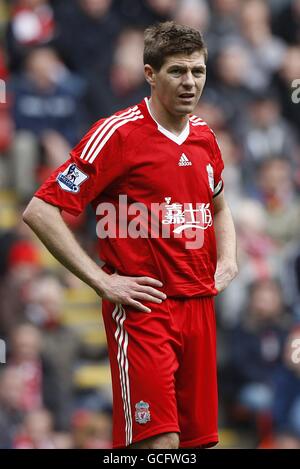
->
[135,401,151,424]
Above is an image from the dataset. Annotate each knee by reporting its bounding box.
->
[149,432,179,449]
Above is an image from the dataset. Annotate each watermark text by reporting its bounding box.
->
[291,79,300,104]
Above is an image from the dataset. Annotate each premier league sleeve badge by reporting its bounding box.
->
[56,163,88,193]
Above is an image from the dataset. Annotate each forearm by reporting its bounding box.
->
[213,198,238,292]
[214,203,237,268]
[22,197,107,292]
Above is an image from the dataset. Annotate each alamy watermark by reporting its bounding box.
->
[0,79,6,104]
[291,338,300,364]
[291,79,300,104]
[0,339,6,364]
[95,195,212,249]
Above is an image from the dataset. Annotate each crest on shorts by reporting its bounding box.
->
[135,401,150,424]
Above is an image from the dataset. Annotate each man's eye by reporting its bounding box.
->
[193,70,204,76]
[170,69,181,75]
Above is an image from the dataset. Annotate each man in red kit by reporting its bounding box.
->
[23,22,238,449]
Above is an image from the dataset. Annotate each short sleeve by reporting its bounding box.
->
[34,120,126,216]
[210,132,224,198]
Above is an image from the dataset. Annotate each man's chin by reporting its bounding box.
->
[175,104,196,115]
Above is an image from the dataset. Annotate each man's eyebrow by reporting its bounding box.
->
[167,64,206,70]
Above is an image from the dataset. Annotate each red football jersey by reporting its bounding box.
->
[35,98,224,297]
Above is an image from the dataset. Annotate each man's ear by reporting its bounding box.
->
[144,64,156,87]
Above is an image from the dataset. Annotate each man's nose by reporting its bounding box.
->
[182,71,195,87]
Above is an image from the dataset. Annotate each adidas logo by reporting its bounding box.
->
[178,153,192,166]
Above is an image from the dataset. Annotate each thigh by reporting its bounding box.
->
[175,297,219,448]
[102,300,180,448]
[129,432,179,449]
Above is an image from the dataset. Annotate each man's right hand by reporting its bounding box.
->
[96,272,167,313]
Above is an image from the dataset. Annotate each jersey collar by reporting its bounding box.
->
[144,97,190,145]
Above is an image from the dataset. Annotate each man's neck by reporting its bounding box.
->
[148,96,189,136]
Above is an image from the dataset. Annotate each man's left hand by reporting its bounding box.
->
[214,261,238,293]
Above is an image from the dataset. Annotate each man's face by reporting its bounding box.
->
[146,51,207,117]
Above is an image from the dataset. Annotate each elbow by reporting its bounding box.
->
[22,205,32,226]
[23,197,60,228]
[232,263,238,279]
[22,198,42,227]
[224,261,238,280]
[22,202,34,226]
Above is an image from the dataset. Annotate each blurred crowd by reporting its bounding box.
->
[0,0,300,449]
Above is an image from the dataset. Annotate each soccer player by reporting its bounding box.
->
[23,22,238,449]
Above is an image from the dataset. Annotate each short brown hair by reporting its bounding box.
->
[143,21,208,71]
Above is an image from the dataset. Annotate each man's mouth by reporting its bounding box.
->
[178,93,195,99]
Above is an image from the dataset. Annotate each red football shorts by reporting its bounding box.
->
[102,296,218,448]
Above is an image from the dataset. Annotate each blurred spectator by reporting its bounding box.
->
[71,409,112,448]
[10,46,85,198]
[194,91,227,131]
[0,45,14,158]
[230,278,291,420]
[6,0,56,71]
[0,368,25,448]
[86,27,148,120]
[240,90,298,187]
[11,46,84,144]
[273,46,300,132]
[281,243,300,318]
[0,43,13,191]
[173,0,210,34]
[7,323,43,412]
[0,43,9,82]
[255,158,300,246]
[0,219,41,339]
[145,0,176,19]
[219,199,277,327]
[13,408,57,448]
[0,0,9,34]
[208,0,241,56]
[260,431,300,449]
[55,0,120,76]
[115,0,174,27]
[238,0,286,92]
[215,129,243,212]
[0,203,39,277]
[25,274,82,430]
[272,0,300,45]
[271,326,300,437]
[209,40,253,130]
